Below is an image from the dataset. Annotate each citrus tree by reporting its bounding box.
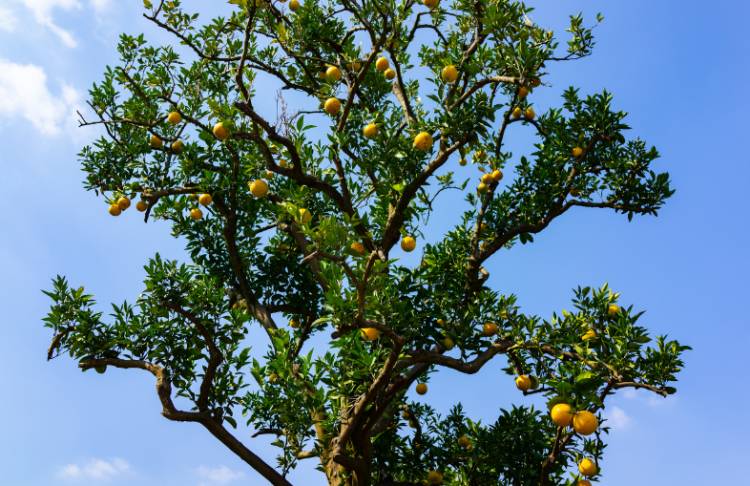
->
[42,1,690,485]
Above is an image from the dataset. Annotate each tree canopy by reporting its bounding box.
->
[43,1,689,485]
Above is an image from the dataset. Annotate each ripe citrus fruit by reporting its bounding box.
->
[529,375,539,390]
[427,471,442,484]
[515,375,532,391]
[108,204,121,216]
[524,108,536,120]
[375,57,389,72]
[572,146,583,157]
[573,411,598,436]
[423,0,439,9]
[289,0,300,11]
[492,170,503,182]
[608,304,620,318]
[117,197,131,210]
[481,173,494,185]
[326,66,342,82]
[442,337,454,350]
[477,183,487,193]
[582,329,596,340]
[361,327,380,341]
[518,86,529,98]
[384,68,396,80]
[351,241,365,255]
[150,135,163,148]
[363,124,378,139]
[171,140,184,154]
[437,318,445,326]
[269,373,279,383]
[347,61,361,71]
[279,159,288,167]
[483,322,498,336]
[531,78,541,87]
[324,97,341,115]
[249,179,268,198]
[413,132,433,151]
[458,435,469,448]
[550,403,574,427]
[289,319,300,329]
[136,201,147,212]
[416,383,428,395]
[512,107,522,118]
[570,188,581,197]
[459,158,467,166]
[577,481,592,486]
[441,65,458,82]
[214,122,230,141]
[168,111,182,125]
[401,236,416,252]
[297,208,312,224]
[199,194,212,206]
[578,458,596,477]
[190,208,203,220]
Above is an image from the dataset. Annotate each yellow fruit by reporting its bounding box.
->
[375,57,390,72]
[512,107,523,118]
[492,170,503,182]
[423,0,439,9]
[582,329,596,340]
[477,183,487,193]
[573,411,598,436]
[363,124,378,139]
[199,194,212,206]
[326,66,342,82]
[529,375,539,390]
[325,97,341,115]
[269,373,279,383]
[361,327,380,341]
[409,420,417,429]
[608,304,620,318]
[416,383,428,395]
[117,197,131,210]
[578,458,596,477]
[189,208,203,220]
[459,158,467,166]
[458,435,469,448]
[108,204,122,216]
[550,403,574,427]
[150,135,163,148]
[171,140,184,154]
[264,171,274,180]
[317,70,326,80]
[481,173,494,185]
[531,79,541,88]
[401,236,416,252]
[351,241,365,255]
[297,208,312,224]
[441,65,458,82]
[168,111,182,125]
[279,159,288,167]
[479,222,487,232]
[577,481,592,486]
[524,108,536,120]
[249,179,269,198]
[518,86,529,99]
[515,375,532,391]
[289,0,300,11]
[347,61,361,71]
[570,188,581,197]
[191,194,199,202]
[442,337,455,350]
[289,319,300,329]
[384,68,396,80]
[214,122,230,141]
[437,318,445,326]
[413,132,433,151]
[572,146,583,157]
[483,322,498,337]
[136,201,148,212]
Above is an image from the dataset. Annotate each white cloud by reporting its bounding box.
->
[88,0,111,15]
[17,0,82,47]
[0,5,18,31]
[621,387,676,409]
[604,405,632,431]
[196,465,246,486]
[57,458,130,480]
[0,58,83,137]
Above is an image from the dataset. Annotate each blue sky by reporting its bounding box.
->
[0,0,748,485]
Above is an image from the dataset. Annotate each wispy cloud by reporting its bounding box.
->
[621,387,676,409]
[604,405,632,431]
[88,0,112,15]
[196,465,246,486]
[0,58,83,138]
[57,458,130,480]
[17,0,82,47]
[0,5,19,32]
